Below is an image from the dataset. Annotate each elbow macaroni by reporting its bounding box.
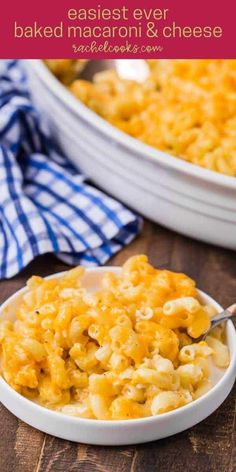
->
[0,255,230,420]
[46,59,236,177]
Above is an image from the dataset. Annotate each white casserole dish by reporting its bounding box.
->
[0,267,236,445]
[24,60,236,250]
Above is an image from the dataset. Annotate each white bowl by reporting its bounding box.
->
[0,267,236,445]
[23,60,236,251]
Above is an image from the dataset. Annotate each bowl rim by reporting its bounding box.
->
[0,265,236,429]
[24,59,236,191]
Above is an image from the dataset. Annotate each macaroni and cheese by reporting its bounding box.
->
[0,256,230,420]
[46,59,236,177]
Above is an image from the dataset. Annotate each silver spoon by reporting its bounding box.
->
[201,303,236,340]
[79,59,150,83]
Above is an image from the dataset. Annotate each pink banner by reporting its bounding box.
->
[1,0,235,58]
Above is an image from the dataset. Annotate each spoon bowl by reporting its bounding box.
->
[80,59,150,83]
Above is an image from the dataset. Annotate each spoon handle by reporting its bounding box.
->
[210,303,236,329]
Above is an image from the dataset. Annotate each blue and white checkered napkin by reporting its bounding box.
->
[0,60,142,279]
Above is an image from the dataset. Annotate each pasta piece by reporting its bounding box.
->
[206,336,230,368]
[151,390,192,415]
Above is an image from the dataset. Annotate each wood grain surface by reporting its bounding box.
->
[0,221,235,472]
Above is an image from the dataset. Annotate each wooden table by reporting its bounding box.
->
[0,221,235,472]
